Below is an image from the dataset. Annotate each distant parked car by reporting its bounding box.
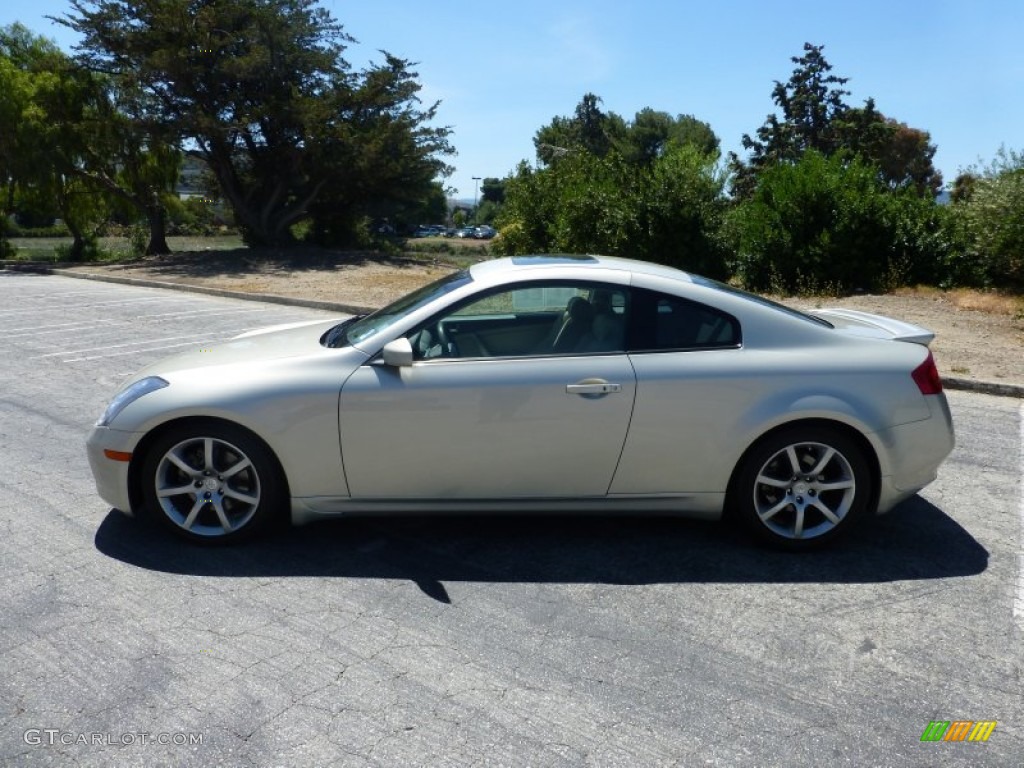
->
[455,227,476,238]
[413,225,446,238]
[474,225,497,239]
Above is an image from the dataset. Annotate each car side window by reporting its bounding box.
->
[627,288,740,352]
[407,282,629,360]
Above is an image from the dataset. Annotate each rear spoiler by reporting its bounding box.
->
[808,309,936,346]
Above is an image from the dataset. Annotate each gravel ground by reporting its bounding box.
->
[53,249,1024,389]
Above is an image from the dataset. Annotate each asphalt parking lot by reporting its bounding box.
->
[1,271,1021,767]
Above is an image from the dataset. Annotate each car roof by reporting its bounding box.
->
[468,254,696,283]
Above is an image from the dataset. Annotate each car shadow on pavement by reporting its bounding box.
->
[94,494,988,602]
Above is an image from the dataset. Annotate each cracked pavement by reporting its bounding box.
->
[1,272,1021,766]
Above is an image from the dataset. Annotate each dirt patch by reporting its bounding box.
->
[62,248,456,310]
[59,249,1024,389]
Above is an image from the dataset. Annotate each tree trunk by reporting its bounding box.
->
[203,143,312,248]
[144,198,171,255]
[66,220,86,262]
[0,183,14,258]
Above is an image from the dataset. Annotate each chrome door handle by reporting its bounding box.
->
[566,381,622,395]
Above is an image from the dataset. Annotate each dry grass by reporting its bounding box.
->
[355,269,444,294]
[894,286,1024,317]
[221,280,272,293]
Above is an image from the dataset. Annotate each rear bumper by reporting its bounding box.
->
[874,394,955,513]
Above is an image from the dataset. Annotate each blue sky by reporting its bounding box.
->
[3,1,1021,199]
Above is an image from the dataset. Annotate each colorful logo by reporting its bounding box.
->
[920,720,997,742]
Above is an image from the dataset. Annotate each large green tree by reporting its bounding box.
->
[839,99,942,197]
[35,67,180,254]
[620,108,719,166]
[0,39,34,256]
[1,24,117,259]
[304,52,455,245]
[732,43,941,199]
[736,42,850,186]
[59,0,454,248]
[533,94,718,169]
[480,177,506,205]
[2,23,179,256]
[0,25,69,256]
[534,93,623,165]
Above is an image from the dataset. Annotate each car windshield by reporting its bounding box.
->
[324,269,473,348]
[691,275,833,328]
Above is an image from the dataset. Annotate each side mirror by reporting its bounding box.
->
[381,337,414,367]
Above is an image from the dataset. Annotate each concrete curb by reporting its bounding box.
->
[2,263,376,316]
[5,262,1022,399]
[941,377,1024,399]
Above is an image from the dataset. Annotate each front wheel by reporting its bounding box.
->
[140,422,285,544]
[732,426,872,550]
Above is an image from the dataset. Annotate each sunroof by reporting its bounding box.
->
[510,255,598,265]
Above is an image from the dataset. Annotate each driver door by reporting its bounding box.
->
[338,282,635,499]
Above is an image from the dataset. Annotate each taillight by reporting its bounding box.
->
[911,351,943,395]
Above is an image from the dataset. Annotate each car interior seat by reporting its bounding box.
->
[575,312,624,353]
[538,296,594,353]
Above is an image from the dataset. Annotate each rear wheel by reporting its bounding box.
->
[733,426,872,550]
[140,422,285,544]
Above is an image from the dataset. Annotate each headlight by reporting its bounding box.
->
[97,376,169,427]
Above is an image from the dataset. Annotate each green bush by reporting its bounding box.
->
[631,144,729,278]
[128,225,148,257]
[5,221,72,238]
[54,235,114,262]
[729,151,953,293]
[494,147,728,278]
[959,149,1024,288]
[0,235,16,259]
[885,193,984,289]
[546,151,636,257]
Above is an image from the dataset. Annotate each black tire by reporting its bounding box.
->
[731,425,872,550]
[140,421,286,544]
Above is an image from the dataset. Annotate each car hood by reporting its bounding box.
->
[809,308,935,346]
[132,318,346,379]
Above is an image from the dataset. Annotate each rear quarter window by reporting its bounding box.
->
[628,288,740,352]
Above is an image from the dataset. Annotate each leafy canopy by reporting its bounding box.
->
[58,0,454,247]
[534,93,719,169]
[732,43,941,199]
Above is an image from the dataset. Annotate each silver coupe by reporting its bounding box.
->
[86,255,955,549]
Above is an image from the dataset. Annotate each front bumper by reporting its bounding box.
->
[85,425,142,515]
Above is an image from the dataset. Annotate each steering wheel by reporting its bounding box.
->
[434,322,459,358]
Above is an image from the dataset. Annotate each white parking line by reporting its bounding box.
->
[0,288,130,300]
[135,306,270,320]
[8,309,268,340]
[6,318,121,333]
[64,339,225,362]
[1016,402,1024,632]
[33,333,212,358]
[0,295,191,315]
